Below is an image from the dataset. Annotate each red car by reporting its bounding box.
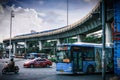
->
[23,58,52,68]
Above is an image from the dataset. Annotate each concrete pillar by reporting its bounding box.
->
[18,45,21,55]
[56,39,62,46]
[106,23,112,44]
[24,41,27,54]
[24,41,27,48]
[77,34,86,42]
[10,43,13,57]
[38,41,42,50]
[13,43,16,55]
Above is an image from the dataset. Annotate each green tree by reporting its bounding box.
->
[83,35,102,43]
[26,40,39,53]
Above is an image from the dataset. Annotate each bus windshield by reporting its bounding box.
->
[56,50,70,63]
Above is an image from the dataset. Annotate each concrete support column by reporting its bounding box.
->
[56,39,62,46]
[38,41,42,50]
[24,41,27,48]
[24,41,27,54]
[13,43,16,55]
[3,43,8,57]
[77,34,86,42]
[106,23,112,44]
[17,45,21,55]
[11,43,13,56]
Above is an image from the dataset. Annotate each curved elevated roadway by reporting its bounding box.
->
[3,1,114,44]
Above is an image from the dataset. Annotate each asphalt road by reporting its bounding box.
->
[0,58,115,80]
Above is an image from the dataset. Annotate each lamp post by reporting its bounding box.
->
[66,0,69,43]
[9,10,14,59]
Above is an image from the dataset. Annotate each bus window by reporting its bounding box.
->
[82,47,94,61]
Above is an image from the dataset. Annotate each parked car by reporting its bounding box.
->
[23,58,52,68]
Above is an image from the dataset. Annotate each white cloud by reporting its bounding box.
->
[0,5,4,14]
[38,13,46,17]
[39,0,44,5]
[0,6,46,42]
[0,5,11,42]
[0,0,97,42]
[84,0,98,3]
[12,8,44,35]
[84,0,91,2]
[0,5,68,42]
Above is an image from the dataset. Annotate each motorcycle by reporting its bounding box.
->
[2,62,19,74]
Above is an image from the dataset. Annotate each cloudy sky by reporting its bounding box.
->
[0,0,98,42]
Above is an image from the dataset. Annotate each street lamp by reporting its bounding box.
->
[66,0,69,43]
[9,10,14,59]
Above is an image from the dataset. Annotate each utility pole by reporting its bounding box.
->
[102,0,106,80]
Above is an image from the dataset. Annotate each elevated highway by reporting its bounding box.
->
[3,1,114,52]
[3,1,113,43]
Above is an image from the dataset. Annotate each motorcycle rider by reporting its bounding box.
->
[5,58,15,70]
[2,58,19,74]
[9,58,15,69]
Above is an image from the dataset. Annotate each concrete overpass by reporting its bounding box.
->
[3,1,114,54]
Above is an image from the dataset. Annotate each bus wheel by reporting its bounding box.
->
[87,65,95,74]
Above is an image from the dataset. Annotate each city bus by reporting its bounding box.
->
[56,42,113,74]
